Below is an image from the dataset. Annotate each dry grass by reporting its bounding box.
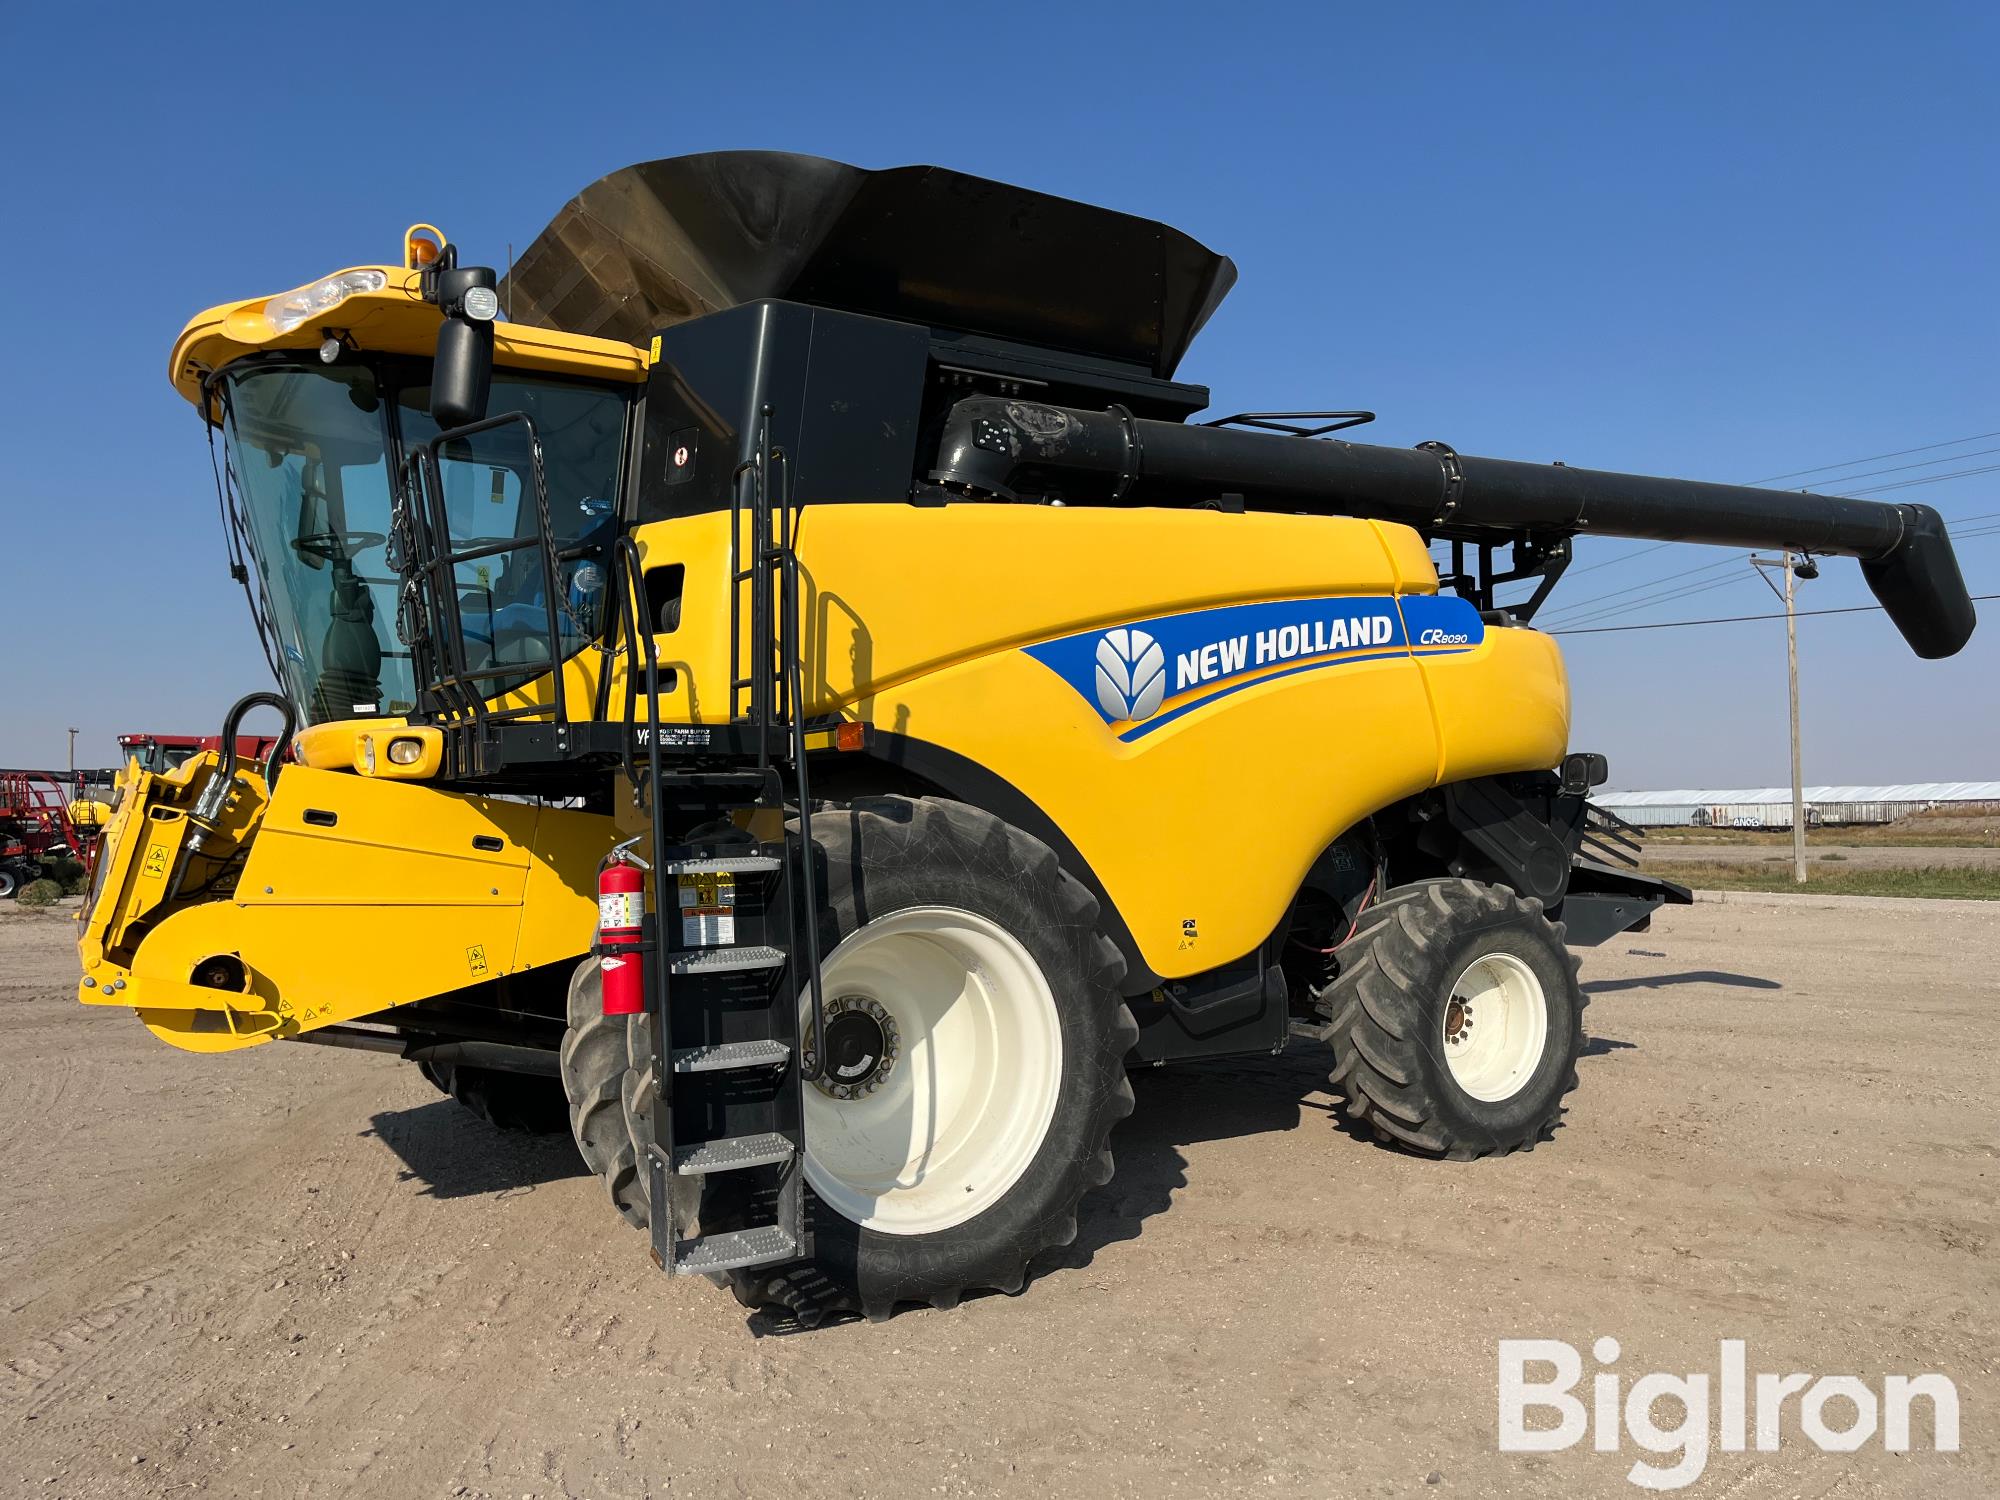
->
[1640,858,2000,900]
[1642,801,2000,849]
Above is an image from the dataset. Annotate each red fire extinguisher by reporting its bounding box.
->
[597,837,650,1016]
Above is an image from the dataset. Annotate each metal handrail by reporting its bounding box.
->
[769,443,827,1083]
[396,410,568,730]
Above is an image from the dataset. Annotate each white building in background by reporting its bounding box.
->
[1594,782,2000,829]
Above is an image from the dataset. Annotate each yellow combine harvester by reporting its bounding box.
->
[79,153,1974,1321]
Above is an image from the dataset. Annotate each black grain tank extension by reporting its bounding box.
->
[502,151,1238,523]
[501,151,1237,377]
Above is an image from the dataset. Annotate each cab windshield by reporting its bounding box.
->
[118,741,195,776]
[217,360,625,723]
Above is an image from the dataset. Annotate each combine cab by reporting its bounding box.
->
[79,152,1975,1321]
[116,732,287,779]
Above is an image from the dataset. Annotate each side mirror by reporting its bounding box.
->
[429,261,499,431]
[1559,751,1609,797]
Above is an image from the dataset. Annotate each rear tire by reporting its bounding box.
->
[1312,878,1582,1159]
[416,1059,569,1134]
[0,867,17,900]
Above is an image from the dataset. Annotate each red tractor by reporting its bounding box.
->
[0,736,292,898]
[116,732,285,777]
[0,770,85,898]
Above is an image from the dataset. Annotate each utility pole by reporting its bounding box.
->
[67,727,79,777]
[1781,555,1806,885]
[1750,552,1816,883]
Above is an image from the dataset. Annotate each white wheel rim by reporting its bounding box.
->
[801,906,1063,1236]
[1439,952,1548,1103]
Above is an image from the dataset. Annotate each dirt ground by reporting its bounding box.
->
[3,894,1994,1498]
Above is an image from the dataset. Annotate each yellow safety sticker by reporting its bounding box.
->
[466,944,489,977]
[141,843,168,879]
[648,334,662,364]
[679,871,736,947]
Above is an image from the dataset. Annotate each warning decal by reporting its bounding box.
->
[679,871,736,947]
[598,890,642,929]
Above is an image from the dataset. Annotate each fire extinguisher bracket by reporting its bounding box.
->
[590,913,657,958]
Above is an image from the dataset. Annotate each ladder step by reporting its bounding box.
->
[672,1224,796,1272]
[664,855,782,875]
[674,1132,795,1175]
[672,1039,791,1073]
[672,1225,798,1275]
[668,944,786,975]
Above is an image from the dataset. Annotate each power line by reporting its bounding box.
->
[1566,433,2000,578]
[1741,431,2000,486]
[1563,538,1677,578]
[1550,593,1998,636]
[1806,445,2000,488]
[1548,570,1759,629]
[1539,553,1749,622]
[1552,574,1758,630]
[1837,463,2000,497]
[1549,500,2000,626]
[1569,477,1995,583]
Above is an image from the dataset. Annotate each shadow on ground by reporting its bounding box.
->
[1055,1048,1337,1273]
[365,1099,590,1200]
[748,1046,1345,1335]
[1584,969,1781,995]
[364,1015,1704,1331]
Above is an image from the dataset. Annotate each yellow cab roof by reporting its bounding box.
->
[168,264,647,417]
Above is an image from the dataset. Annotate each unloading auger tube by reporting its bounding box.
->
[930,398,1976,659]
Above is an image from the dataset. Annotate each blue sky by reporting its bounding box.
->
[1,2,1992,785]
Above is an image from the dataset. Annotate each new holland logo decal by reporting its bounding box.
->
[1094,628,1169,722]
[1024,594,1484,740]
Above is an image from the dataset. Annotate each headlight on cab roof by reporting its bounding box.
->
[263,270,388,334]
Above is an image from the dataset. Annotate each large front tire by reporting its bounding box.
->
[723,798,1135,1320]
[562,797,1137,1322]
[1312,878,1582,1159]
